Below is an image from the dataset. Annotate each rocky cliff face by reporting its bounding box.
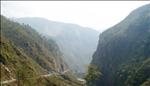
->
[91,4,150,86]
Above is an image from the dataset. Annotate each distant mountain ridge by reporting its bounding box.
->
[91,4,150,86]
[14,18,99,73]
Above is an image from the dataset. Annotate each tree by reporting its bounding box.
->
[85,64,102,86]
[16,62,36,86]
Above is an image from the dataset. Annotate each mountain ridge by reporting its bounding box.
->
[91,4,150,86]
[1,15,84,86]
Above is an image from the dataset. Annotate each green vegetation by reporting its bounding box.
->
[91,4,150,86]
[0,15,84,86]
[1,15,62,72]
[85,64,101,86]
[16,64,37,86]
[115,58,150,86]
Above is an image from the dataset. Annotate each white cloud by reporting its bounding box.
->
[1,1,149,32]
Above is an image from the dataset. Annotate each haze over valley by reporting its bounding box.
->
[1,1,150,86]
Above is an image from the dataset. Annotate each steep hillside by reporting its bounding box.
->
[0,15,83,86]
[91,4,150,86]
[14,18,99,73]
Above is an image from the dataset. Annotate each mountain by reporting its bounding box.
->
[14,18,99,73]
[91,4,150,86]
[0,15,84,86]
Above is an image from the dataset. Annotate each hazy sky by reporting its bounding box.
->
[1,1,149,32]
